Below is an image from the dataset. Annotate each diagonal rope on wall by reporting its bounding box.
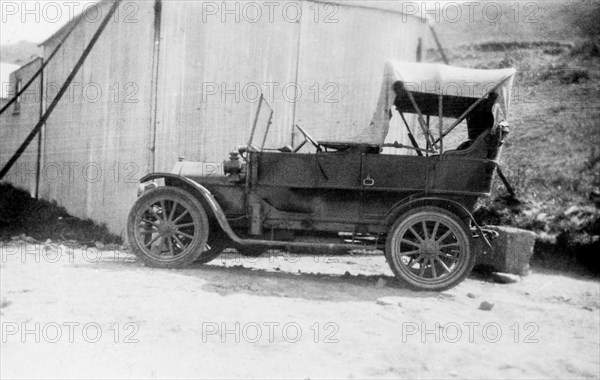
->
[0,0,124,181]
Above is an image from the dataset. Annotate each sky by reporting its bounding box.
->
[0,0,98,96]
[0,0,99,44]
[0,0,472,45]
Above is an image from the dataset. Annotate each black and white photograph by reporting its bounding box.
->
[0,0,599,378]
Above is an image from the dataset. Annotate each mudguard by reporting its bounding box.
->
[139,173,362,251]
[384,195,492,249]
[140,173,241,243]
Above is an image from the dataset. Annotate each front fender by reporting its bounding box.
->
[140,173,242,244]
[138,173,365,251]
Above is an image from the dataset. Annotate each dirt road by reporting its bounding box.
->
[1,241,599,379]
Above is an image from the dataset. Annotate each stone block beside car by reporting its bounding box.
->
[476,225,537,276]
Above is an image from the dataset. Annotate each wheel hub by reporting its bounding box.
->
[422,240,438,256]
[157,221,176,236]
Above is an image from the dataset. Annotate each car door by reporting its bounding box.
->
[315,150,362,189]
[360,154,431,192]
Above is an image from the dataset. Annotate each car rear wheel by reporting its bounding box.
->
[385,206,475,291]
[127,187,209,268]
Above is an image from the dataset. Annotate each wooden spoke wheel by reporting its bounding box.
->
[127,187,209,268]
[385,206,475,291]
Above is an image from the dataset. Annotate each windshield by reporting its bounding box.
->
[247,95,274,151]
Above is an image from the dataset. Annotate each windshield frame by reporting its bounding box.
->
[247,94,274,152]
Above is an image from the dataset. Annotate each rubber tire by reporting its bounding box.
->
[195,232,229,264]
[127,187,209,268]
[385,206,475,291]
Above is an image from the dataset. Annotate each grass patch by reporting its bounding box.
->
[475,194,600,275]
[570,38,600,58]
[0,184,122,245]
[471,41,571,52]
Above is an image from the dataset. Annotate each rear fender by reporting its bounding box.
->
[384,195,491,248]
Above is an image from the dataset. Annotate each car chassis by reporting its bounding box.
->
[127,61,517,291]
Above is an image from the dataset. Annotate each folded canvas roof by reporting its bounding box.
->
[352,61,516,145]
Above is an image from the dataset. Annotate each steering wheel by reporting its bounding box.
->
[295,124,322,152]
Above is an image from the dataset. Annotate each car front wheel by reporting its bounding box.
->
[195,231,228,264]
[385,206,475,291]
[127,187,209,268]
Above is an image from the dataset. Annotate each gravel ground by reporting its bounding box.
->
[1,242,599,379]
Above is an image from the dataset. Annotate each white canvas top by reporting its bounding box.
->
[349,60,516,145]
[382,60,516,97]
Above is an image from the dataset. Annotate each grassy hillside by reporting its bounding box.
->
[431,0,600,46]
[426,0,600,271]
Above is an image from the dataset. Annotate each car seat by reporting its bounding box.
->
[443,129,503,160]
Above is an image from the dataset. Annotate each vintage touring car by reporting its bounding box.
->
[127,61,517,291]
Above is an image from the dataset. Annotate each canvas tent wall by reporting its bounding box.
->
[1,0,430,235]
[153,0,429,169]
[36,1,157,233]
[0,58,43,198]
